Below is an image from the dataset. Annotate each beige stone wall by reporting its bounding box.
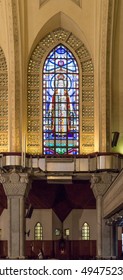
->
[64,209,97,240]
[0,208,122,241]
[1,0,122,153]
[0,0,123,154]
[25,209,52,240]
[0,1,8,57]
[26,0,95,55]
[112,0,123,154]
[52,211,62,240]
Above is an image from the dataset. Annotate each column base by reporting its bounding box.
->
[96,255,102,259]
[96,255,117,260]
[6,256,25,259]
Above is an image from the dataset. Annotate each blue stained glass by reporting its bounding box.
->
[42,44,79,155]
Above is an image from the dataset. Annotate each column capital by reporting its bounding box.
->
[90,172,115,198]
[0,171,30,197]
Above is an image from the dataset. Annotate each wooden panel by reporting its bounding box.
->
[25,240,53,259]
[71,240,96,259]
[25,240,96,259]
[0,240,8,258]
[118,240,122,257]
[0,239,121,259]
[54,240,71,259]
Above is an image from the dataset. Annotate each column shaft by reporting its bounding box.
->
[19,196,25,258]
[96,195,102,257]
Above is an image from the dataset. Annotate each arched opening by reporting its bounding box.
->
[27,28,94,155]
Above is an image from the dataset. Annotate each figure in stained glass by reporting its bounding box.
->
[42,44,79,155]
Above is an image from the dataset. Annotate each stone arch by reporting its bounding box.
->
[27,28,94,155]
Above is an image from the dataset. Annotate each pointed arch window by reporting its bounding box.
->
[34,222,43,240]
[42,44,79,155]
[81,222,90,240]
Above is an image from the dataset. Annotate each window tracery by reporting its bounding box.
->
[27,28,94,155]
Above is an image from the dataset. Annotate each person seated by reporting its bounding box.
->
[38,248,44,259]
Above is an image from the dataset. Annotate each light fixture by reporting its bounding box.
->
[47,175,72,184]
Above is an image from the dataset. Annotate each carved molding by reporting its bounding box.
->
[0,172,30,196]
[90,172,115,198]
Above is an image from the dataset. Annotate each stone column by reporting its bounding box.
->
[96,194,102,257]
[0,172,31,259]
[91,172,113,258]
[111,225,118,257]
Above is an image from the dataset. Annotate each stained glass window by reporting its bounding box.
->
[34,222,43,240]
[81,222,90,240]
[42,44,79,155]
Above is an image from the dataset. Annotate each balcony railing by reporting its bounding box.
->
[0,152,123,173]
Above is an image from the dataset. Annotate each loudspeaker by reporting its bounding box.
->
[25,204,33,218]
[112,132,119,147]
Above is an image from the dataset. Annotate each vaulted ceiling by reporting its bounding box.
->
[0,179,96,221]
[27,179,96,221]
